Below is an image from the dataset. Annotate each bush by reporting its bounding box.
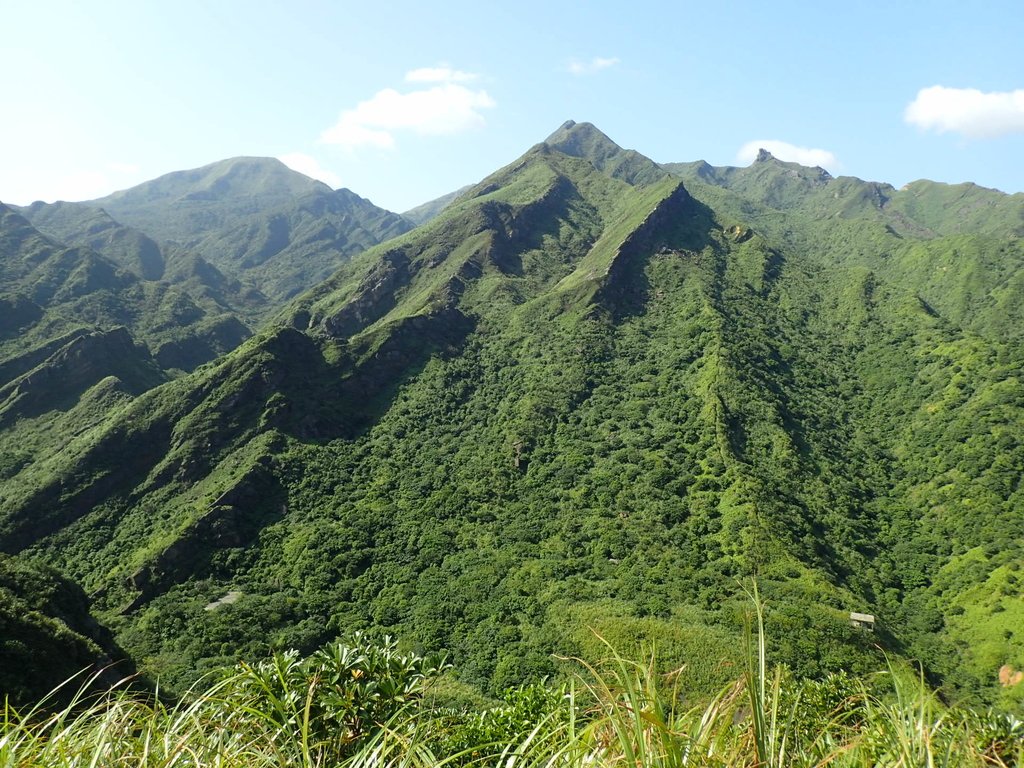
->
[222,631,449,759]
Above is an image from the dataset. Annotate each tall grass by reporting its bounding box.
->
[2,603,1020,767]
[554,582,1021,768]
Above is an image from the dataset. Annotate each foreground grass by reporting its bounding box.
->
[2,631,1021,767]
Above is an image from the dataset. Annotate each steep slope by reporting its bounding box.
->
[92,157,333,241]
[1,124,1022,710]
[89,158,413,302]
[0,205,251,533]
[20,200,169,280]
[18,200,269,323]
[194,186,413,301]
[0,203,250,371]
[0,553,133,707]
[664,150,1024,239]
[545,120,668,186]
[664,152,1024,341]
[402,184,474,226]
[0,327,165,429]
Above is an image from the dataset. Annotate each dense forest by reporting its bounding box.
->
[1,121,1022,723]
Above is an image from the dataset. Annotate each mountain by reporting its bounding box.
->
[18,199,269,323]
[1,123,1022,710]
[0,203,250,373]
[19,200,171,281]
[402,185,474,226]
[87,157,414,302]
[663,151,1024,340]
[663,149,1024,240]
[0,158,416,518]
[19,158,413,318]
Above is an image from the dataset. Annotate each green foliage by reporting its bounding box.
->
[426,681,571,765]
[1,621,1021,768]
[223,632,449,759]
[0,203,252,376]
[84,157,412,305]
[0,554,131,707]
[2,121,1023,714]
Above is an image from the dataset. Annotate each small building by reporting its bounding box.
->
[850,611,876,631]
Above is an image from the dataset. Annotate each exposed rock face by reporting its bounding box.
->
[322,250,410,339]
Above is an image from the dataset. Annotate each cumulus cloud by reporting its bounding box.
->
[736,140,839,170]
[320,74,495,151]
[278,152,342,188]
[905,85,1024,138]
[568,56,620,75]
[405,66,478,84]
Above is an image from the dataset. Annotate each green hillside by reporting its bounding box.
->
[0,203,251,373]
[88,157,413,303]
[0,553,133,707]
[18,199,270,324]
[1,123,1021,712]
[402,184,474,226]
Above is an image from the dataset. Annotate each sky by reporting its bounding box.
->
[2,0,1022,213]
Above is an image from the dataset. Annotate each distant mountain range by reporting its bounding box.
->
[1,121,1021,710]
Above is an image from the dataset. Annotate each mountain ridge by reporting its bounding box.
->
[80,156,415,304]
[1,121,1021,708]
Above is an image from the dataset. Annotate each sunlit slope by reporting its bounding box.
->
[1,123,1020,707]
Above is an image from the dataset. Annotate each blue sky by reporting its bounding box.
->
[2,0,1022,212]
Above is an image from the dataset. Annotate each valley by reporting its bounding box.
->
[1,121,1022,719]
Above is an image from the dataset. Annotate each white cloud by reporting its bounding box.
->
[568,56,620,75]
[405,66,478,84]
[905,85,1024,138]
[736,140,839,170]
[278,153,342,188]
[321,82,495,151]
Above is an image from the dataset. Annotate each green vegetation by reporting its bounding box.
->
[82,156,412,304]
[2,621,1021,767]
[0,554,132,708]
[0,202,251,378]
[1,122,1022,717]
[2,155,410,395]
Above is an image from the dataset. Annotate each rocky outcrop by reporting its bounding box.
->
[322,250,411,339]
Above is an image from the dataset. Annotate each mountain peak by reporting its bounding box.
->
[95,156,331,209]
[82,157,337,246]
[543,120,613,153]
[755,148,775,163]
[542,120,667,186]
